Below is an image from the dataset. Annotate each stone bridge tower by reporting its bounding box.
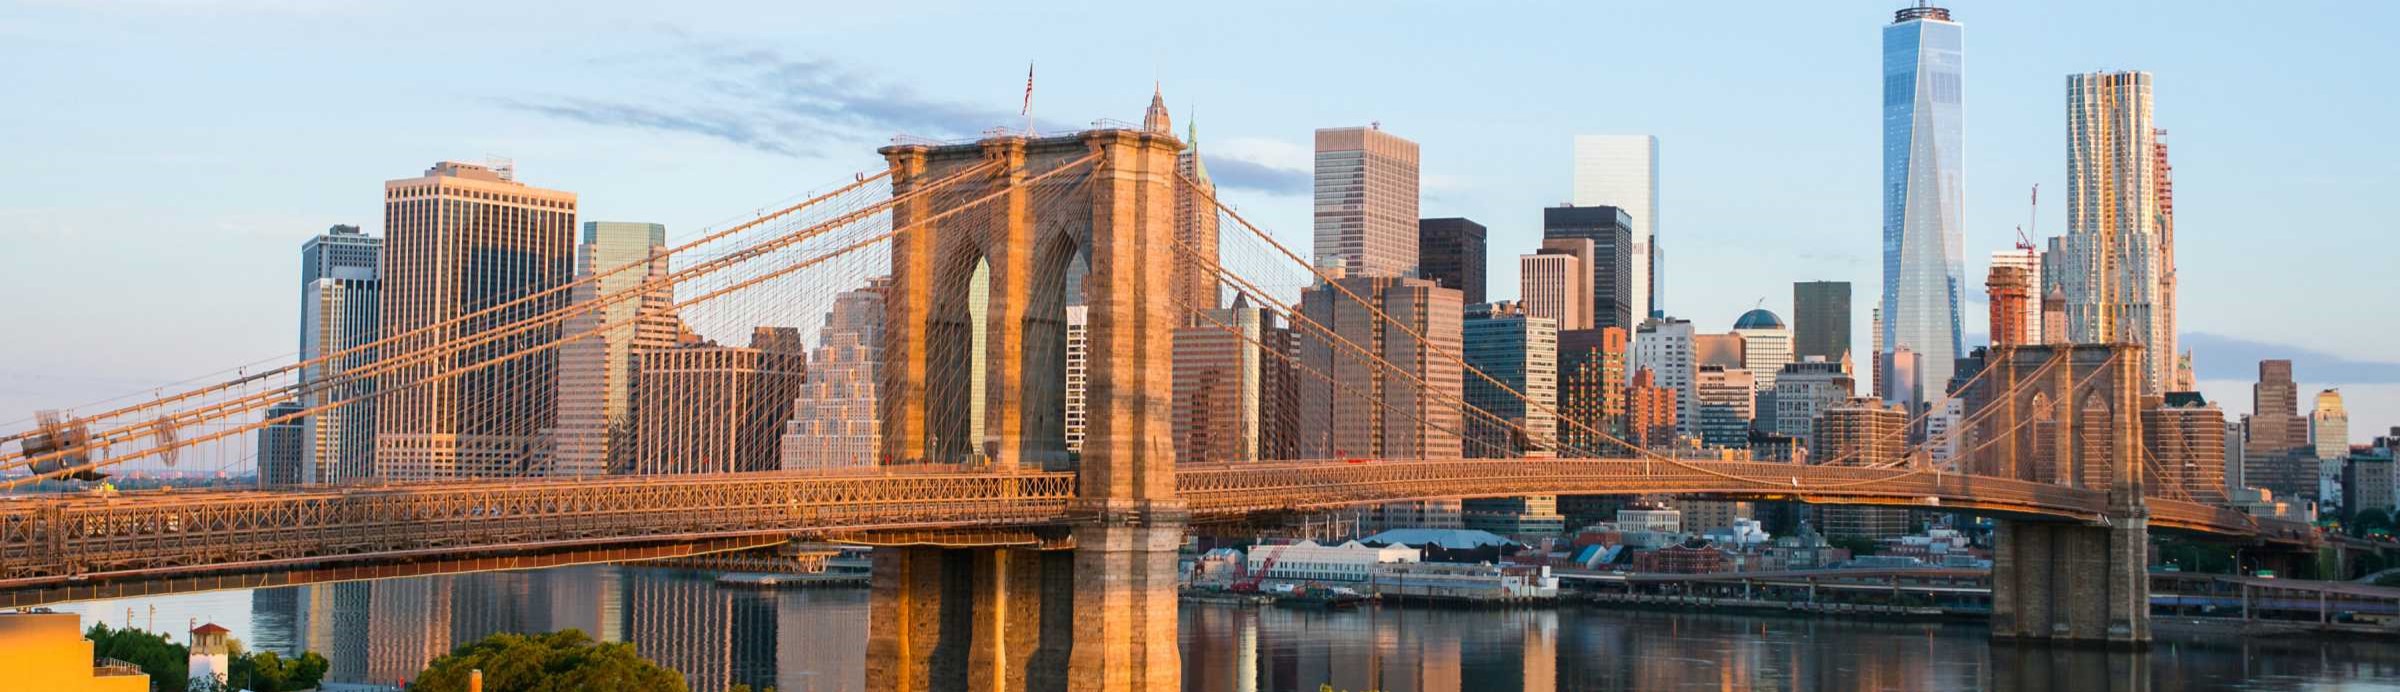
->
[1971,343,2152,646]
[869,128,1187,691]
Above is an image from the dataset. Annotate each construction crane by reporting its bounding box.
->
[1231,545,1287,593]
[2015,183,2039,250]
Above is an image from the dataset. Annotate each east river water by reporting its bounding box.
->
[43,565,2400,691]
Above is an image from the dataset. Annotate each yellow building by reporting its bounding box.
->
[0,612,150,692]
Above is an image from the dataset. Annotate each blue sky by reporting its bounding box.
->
[2,0,2394,444]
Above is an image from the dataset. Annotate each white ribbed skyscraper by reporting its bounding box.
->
[1880,3,1965,404]
[2049,71,2174,393]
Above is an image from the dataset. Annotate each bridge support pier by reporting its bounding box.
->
[863,519,1183,692]
[1065,520,1184,692]
[867,547,1075,692]
[1990,518,2151,646]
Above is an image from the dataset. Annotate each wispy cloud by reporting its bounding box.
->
[1199,136,1310,195]
[1207,157,1310,195]
[2183,332,2400,384]
[498,42,1078,158]
[498,98,821,157]
[503,45,1342,198]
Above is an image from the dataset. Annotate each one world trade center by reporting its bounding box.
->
[1881,2,1964,406]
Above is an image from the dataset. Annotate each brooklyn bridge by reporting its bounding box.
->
[0,122,2322,690]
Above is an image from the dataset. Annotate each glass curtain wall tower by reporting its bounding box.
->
[1880,3,1966,402]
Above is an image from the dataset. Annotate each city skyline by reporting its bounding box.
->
[5,5,2398,689]
[4,1,2397,443]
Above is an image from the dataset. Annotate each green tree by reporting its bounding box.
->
[411,629,686,692]
[227,649,330,692]
[84,622,188,692]
[1827,535,1879,557]
[2349,508,2394,538]
[2155,539,2238,574]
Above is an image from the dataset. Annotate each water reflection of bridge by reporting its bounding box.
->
[245,566,864,691]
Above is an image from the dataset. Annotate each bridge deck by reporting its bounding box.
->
[0,459,2292,591]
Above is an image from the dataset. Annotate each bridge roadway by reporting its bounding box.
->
[0,458,2297,595]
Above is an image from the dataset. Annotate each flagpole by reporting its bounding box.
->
[1022,61,1035,136]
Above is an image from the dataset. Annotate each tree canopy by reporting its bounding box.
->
[87,623,332,692]
[412,629,687,692]
[226,649,330,692]
[84,623,187,692]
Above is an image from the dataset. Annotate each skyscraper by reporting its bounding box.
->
[2314,389,2350,508]
[2244,360,2314,499]
[632,328,808,475]
[1417,218,1487,304]
[375,161,578,480]
[2051,71,2174,393]
[1558,327,1630,454]
[1774,358,1856,452]
[1463,302,1559,457]
[1297,276,1464,459]
[1815,398,1915,539]
[1542,206,1636,330]
[780,282,886,471]
[257,401,306,487]
[2155,130,2179,387]
[1815,397,1905,467]
[1732,309,1793,391]
[552,221,680,476]
[1632,317,1697,438]
[1625,369,1678,450]
[2146,392,2229,504]
[1693,364,1756,449]
[2314,389,2349,460]
[1519,247,1588,331]
[1792,281,1852,364]
[1314,126,1420,278]
[1172,296,1301,463]
[1989,247,2043,344]
[298,224,381,485]
[1881,2,1966,400]
[1570,135,1660,318]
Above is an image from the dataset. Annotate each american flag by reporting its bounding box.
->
[1021,62,1035,117]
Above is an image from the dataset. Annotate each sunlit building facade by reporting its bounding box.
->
[1298,276,1464,460]
[633,329,807,475]
[780,284,885,471]
[1314,126,1421,279]
[375,161,578,480]
[552,221,679,476]
[2051,70,2174,393]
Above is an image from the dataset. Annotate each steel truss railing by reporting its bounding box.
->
[0,471,1073,584]
[0,459,2277,590]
